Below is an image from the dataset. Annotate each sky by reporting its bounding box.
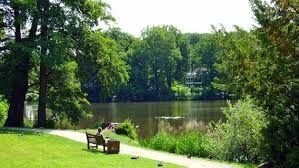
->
[105,0,257,37]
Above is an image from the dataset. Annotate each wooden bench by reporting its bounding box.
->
[86,132,107,152]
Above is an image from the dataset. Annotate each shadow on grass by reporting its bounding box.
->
[0,128,44,136]
[81,148,107,155]
[81,149,121,156]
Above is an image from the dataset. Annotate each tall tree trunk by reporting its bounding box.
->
[37,0,49,128]
[4,62,29,127]
[4,7,27,127]
[37,62,48,127]
[4,0,40,127]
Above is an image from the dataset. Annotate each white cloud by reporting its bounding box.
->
[105,0,256,37]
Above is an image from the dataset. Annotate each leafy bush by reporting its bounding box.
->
[46,118,56,129]
[141,131,210,157]
[115,119,138,140]
[0,98,8,126]
[141,132,177,153]
[24,118,34,128]
[285,147,299,168]
[171,82,191,100]
[175,131,210,157]
[207,98,267,162]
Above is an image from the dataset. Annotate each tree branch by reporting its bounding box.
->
[0,46,9,51]
[288,1,299,14]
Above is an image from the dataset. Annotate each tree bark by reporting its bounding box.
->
[4,63,29,127]
[4,0,40,127]
[37,62,48,127]
[37,0,49,128]
[4,6,26,127]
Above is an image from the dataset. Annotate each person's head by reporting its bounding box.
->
[97,127,102,133]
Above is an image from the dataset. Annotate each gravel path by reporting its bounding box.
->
[7,128,233,168]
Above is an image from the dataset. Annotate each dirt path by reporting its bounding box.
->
[8,128,233,168]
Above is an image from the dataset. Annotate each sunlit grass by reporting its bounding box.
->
[0,129,181,168]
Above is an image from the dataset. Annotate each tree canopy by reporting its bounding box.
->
[213,0,299,166]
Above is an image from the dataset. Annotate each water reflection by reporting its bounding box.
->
[79,101,227,138]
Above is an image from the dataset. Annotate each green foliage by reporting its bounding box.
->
[117,25,185,101]
[214,1,299,166]
[105,27,138,53]
[0,0,117,127]
[115,119,138,140]
[208,98,267,163]
[46,118,56,129]
[142,132,176,153]
[24,118,33,128]
[0,97,8,126]
[175,131,210,157]
[141,131,210,158]
[77,30,130,100]
[285,147,299,168]
[171,82,191,100]
[47,61,89,124]
[213,27,260,98]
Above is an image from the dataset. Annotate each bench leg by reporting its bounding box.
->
[103,144,106,153]
[87,143,90,149]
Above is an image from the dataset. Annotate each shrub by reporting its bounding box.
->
[24,118,34,128]
[207,98,267,162]
[175,131,210,157]
[115,119,138,140]
[46,118,56,129]
[141,131,210,157]
[142,132,177,153]
[285,147,299,168]
[171,82,191,100]
[0,98,8,126]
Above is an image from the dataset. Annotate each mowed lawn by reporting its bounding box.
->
[0,130,182,168]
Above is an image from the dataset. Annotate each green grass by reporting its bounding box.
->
[0,129,182,168]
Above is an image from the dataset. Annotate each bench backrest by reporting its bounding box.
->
[95,134,105,145]
[86,132,105,145]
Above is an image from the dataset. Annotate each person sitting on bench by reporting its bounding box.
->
[86,127,108,152]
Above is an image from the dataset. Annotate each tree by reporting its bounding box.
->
[250,0,299,166]
[142,26,182,99]
[190,34,218,98]
[0,0,125,127]
[35,0,113,127]
[1,0,39,127]
[76,30,130,102]
[214,0,299,166]
[213,27,260,98]
[175,34,191,82]
[104,27,137,53]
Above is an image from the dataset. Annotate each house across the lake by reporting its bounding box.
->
[185,68,208,87]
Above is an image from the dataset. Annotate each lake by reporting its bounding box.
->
[79,101,227,138]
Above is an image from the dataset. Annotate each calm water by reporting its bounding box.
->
[79,101,227,138]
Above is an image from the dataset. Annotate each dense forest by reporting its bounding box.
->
[0,0,298,167]
[86,27,224,102]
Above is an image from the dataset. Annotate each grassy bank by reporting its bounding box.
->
[0,129,181,168]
